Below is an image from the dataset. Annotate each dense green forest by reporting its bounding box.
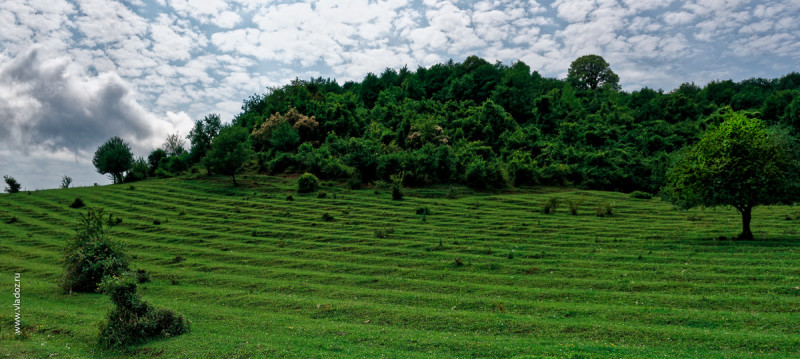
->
[148,55,800,193]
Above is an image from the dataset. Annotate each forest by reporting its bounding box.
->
[133,55,800,194]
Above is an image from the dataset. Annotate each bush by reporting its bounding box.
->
[415,207,431,215]
[297,173,319,193]
[4,175,21,194]
[542,197,559,214]
[374,227,395,238]
[322,213,334,222]
[595,201,614,217]
[70,198,85,208]
[629,191,653,199]
[317,191,327,198]
[97,274,189,348]
[390,173,404,200]
[286,194,294,201]
[62,208,129,292]
[567,199,581,215]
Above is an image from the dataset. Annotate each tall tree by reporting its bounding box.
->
[93,137,134,184]
[204,126,254,186]
[666,110,800,239]
[187,114,222,165]
[567,55,620,91]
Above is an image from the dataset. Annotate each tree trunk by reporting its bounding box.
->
[231,174,237,186]
[738,206,753,240]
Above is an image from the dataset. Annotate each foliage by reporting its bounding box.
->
[204,126,254,186]
[297,173,319,193]
[60,175,72,189]
[4,175,21,193]
[195,54,800,197]
[124,157,150,183]
[70,197,86,208]
[542,197,559,214]
[97,273,189,348]
[567,55,620,91]
[666,110,800,239]
[93,137,134,184]
[390,173,404,200]
[629,191,653,199]
[187,113,222,165]
[162,132,187,156]
[62,208,129,292]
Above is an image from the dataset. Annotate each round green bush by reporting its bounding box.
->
[297,173,319,193]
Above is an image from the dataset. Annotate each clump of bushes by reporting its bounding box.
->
[415,207,431,215]
[97,273,189,348]
[542,197,559,214]
[62,208,129,293]
[6,216,18,224]
[595,202,614,217]
[286,194,294,201]
[567,199,580,215]
[317,191,327,198]
[374,227,394,238]
[629,191,653,199]
[297,173,319,193]
[321,213,334,222]
[70,197,85,208]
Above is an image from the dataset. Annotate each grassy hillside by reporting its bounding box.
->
[1,175,800,358]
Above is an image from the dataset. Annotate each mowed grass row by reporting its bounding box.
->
[1,175,800,358]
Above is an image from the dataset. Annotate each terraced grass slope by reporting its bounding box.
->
[1,175,800,358]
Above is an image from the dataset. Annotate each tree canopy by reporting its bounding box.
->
[567,55,620,91]
[93,137,134,184]
[204,125,253,186]
[666,109,800,239]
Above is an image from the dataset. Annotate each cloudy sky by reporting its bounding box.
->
[1,0,799,190]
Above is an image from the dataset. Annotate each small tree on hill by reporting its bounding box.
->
[62,208,129,292]
[204,125,253,186]
[666,110,800,239]
[60,175,72,189]
[93,137,134,184]
[4,175,21,193]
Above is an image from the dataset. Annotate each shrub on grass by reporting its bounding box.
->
[415,207,431,215]
[390,173,403,200]
[595,202,614,217]
[317,191,327,198]
[297,173,319,193]
[566,199,580,215]
[97,274,189,348]
[70,198,85,208]
[374,227,394,238]
[322,213,334,222]
[286,194,294,201]
[542,197,559,214]
[629,191,653,199]
[6,216,18,224]
[62,208,129,293]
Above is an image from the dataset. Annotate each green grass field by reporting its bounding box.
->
[1,175,800,358]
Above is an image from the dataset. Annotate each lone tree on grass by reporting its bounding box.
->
[4,175,21,193]
[62,208,129,292]
[667,110,800,239]
[204,125,253,186]
[93,137,133,184]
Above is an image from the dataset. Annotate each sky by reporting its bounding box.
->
[1,0,799,190]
